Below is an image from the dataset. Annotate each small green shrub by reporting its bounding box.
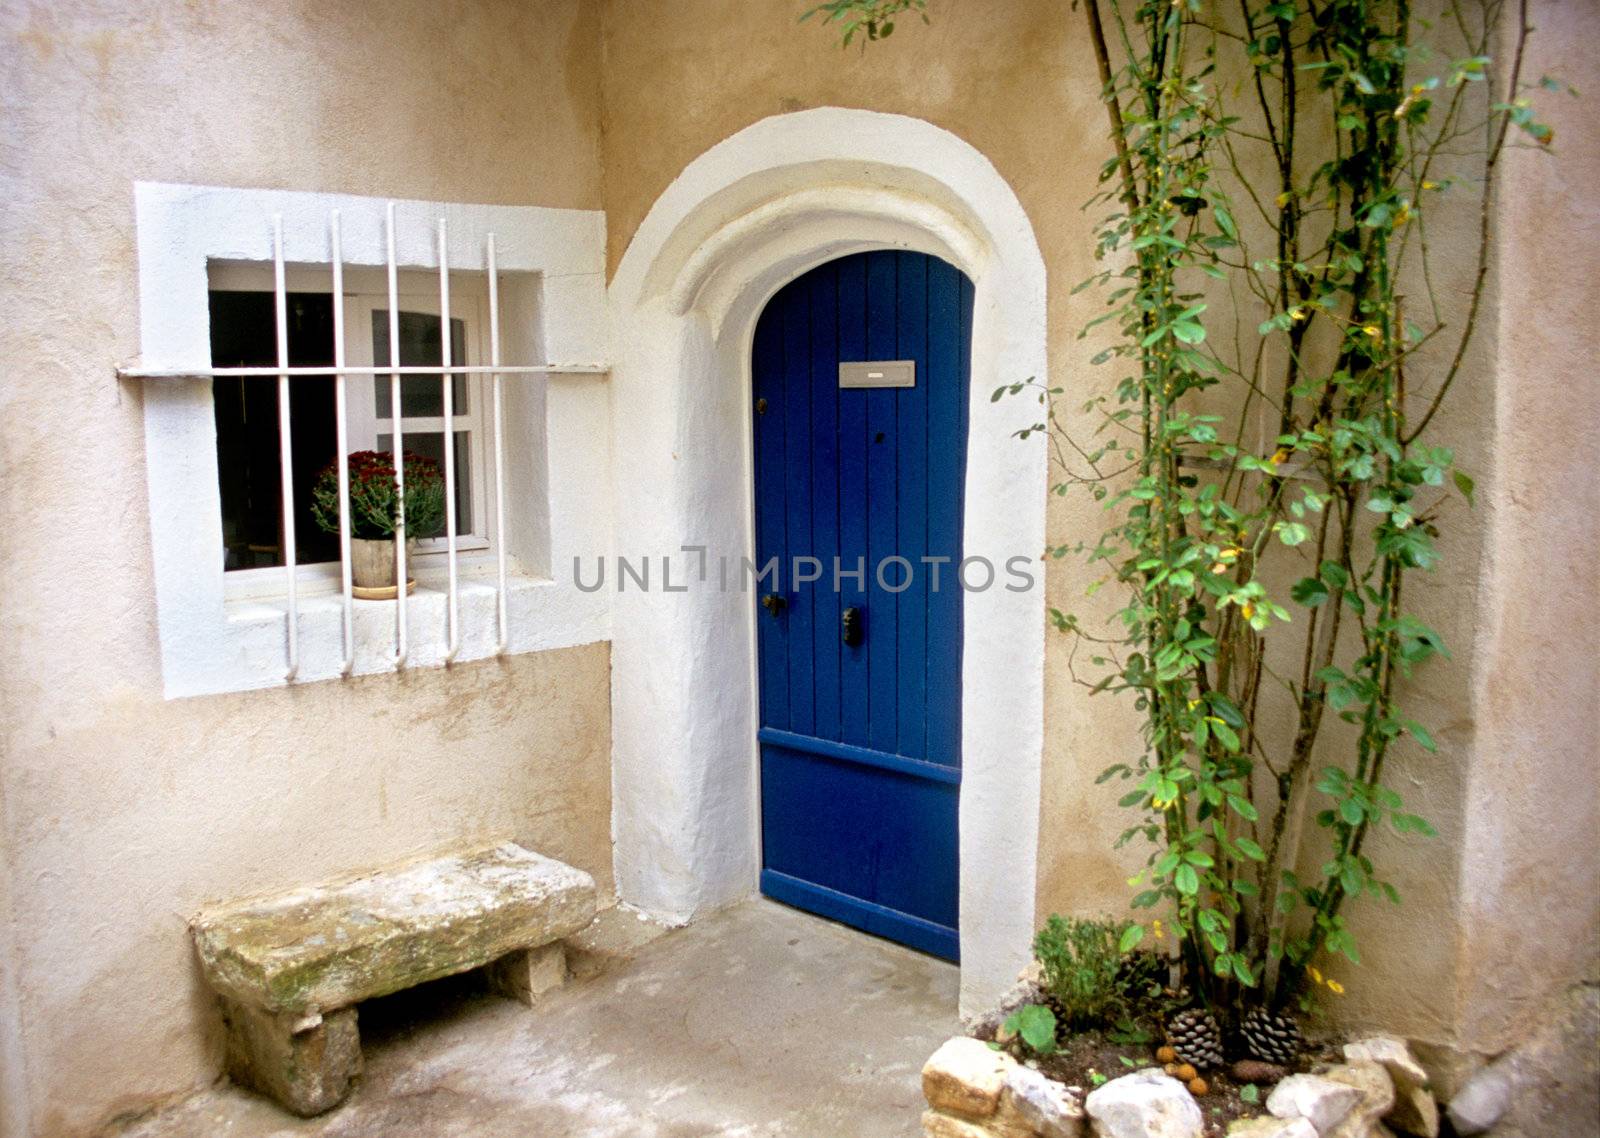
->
[1032,914,1132,1031]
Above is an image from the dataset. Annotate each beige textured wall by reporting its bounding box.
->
[0,3,611,1136]
[597,0,1597,1055]
[1456,0,1600,1049]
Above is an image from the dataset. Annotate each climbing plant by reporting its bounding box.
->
[806,0,1562,1015]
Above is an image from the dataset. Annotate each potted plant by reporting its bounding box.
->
[312,450,445,598]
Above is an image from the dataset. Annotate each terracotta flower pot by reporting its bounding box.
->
[349,537,416,597]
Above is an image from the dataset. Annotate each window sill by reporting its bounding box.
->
[189,570,609,695]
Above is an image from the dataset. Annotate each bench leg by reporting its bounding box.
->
[486,942,568,1007]
[219,997,361,1117]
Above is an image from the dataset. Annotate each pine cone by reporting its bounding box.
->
[1166,1009,1224,1070]
[1239,1007,1304,1065]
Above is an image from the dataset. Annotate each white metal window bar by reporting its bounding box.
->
[118,204,606,682]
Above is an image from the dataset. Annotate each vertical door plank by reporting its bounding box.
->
[864,251,900,756]
[836,257,871,749]
[752,302,789,730]
[809,266,843,743]
[782,288,816,737]
[924,259,965,767]
[894,252,930,761]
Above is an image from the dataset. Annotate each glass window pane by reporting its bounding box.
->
[373,311,468,417]
[210,290,340,570]
[376,431,472,536]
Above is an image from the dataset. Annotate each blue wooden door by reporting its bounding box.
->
[752,250,972,961]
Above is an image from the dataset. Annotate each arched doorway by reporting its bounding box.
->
[607,108,1047,1014]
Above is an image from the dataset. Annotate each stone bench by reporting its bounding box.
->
[191,842,597,1116]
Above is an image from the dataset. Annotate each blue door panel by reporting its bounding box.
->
[759,737,959,927]
[753,250,973,962]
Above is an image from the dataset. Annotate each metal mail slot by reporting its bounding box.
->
[839,360,915,389]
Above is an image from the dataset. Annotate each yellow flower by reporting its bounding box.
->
[1327,979,1346,996]
[1308,966,1323,984]
[1153,919,1165,940]
[1422,180,1439,191]
[1270,448,1289,466]
[1363,325,1383,339]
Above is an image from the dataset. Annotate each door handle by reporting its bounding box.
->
[842,606,863,646]
[761,593,787,617]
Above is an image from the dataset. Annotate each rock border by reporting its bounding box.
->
[920,1032,1445,1138]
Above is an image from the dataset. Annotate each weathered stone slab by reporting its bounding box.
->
[218,998,360,1117]
[193,843,596,1015]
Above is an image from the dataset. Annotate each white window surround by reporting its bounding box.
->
[606,109,1048,1018]
[132,183,612,698]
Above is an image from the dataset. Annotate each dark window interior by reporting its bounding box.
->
[210,291,339,571]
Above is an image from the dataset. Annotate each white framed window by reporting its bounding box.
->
[206,264,500,590]
[128,184,613,697]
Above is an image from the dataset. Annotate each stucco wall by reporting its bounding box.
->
[0,3,612,1136]
[1456,0,1600,1048]
[596,0,1598,1055]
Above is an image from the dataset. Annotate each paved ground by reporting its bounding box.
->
[122,900,959,1137]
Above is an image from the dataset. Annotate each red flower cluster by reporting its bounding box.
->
[325,449,442,488]
[311,449,447,539]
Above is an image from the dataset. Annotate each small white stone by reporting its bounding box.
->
[1342,1037,1437,1137]
[1445,1061,1514,1136]
[922,1036,1015,1119]
[1267,1073,1365,1134]
[1323,1061,1395,1138]
[1002,1064,1084,1138]
[1085,1070,1204,1138]
[1343,1037,1429,1091]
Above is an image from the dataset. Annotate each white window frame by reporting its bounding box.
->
[208,263,499,599]
[348,292,493,557]
[130,183,613,698]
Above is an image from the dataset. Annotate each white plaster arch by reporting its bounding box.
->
[607,108,1047,1014]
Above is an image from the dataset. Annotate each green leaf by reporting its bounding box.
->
[1275,521,1311,546]
[1339,798,1365,826]
[1119,924,1147,953]
[1235,837,1266,862]
[1453,469,1476,506]
[1013,1004,1058,1054]
[1403,720,1438,752]
[1174,863,1200,895]
[1292,577,1330,607]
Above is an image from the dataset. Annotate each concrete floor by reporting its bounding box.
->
[122,900,959,1138]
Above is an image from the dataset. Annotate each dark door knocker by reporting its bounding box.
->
[761,592,787,617]
[841,606,863,646]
